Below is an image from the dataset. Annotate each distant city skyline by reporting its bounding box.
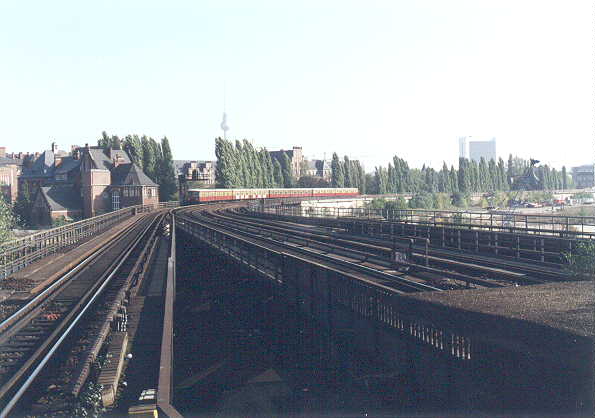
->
[0,1,592,172]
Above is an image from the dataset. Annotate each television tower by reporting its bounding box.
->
[220,83,229,140]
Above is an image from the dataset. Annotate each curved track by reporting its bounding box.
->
[177,202,574,293]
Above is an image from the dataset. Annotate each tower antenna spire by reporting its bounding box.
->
[220,81,229,140]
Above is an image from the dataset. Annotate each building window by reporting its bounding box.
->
[148,187,153,197]
[112,190,120,211]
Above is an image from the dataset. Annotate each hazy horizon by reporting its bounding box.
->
[1,1,592,171]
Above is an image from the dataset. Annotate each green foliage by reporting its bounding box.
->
[214,137,299,188]
[331,153,344,187]
[365,198,388,209]
[385,196,408,210]
[13,182,33,227]
[572,192,594,200]
[272,159,284,187]
[409,192,434,209]
[100,132,177,201]
[451,192,469,208]
[432,193,452,210]
[565,241,595,278]
[297,175,330,188]
[159,136,177,201]
[0,196,16,243]
[52,216,71,227]
[280,152,295,187]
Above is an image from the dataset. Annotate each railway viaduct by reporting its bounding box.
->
[0,199,592,416]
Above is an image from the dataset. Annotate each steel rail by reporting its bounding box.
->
[178,209,440,293]
[0,214,163,417]
[186,208,507,289]
[239,208,574,282]
[0,215,150,341]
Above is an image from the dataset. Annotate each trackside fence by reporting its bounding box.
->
[0,202,179,280]
[254,205,595,239]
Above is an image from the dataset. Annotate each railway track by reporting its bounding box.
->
[0,211,168,417]
[234,207,577,284]
[179,203,573,293]
[178,205,441,293]
[180,205,493,292]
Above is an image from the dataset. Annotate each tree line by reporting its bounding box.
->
[98,131,177,201]
[359,154,572,195]
[215,137,295,188]
[330,153,366,193]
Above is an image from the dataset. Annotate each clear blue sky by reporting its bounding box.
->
[1,1,592,171]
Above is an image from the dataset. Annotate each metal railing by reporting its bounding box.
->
[255,205,595,239]
[0,202,179,280]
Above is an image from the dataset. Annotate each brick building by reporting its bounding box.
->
[19,143,79,196]
[80,146,159,217]
[0,147,22,202]
[269,146,304,178]
[31,184,83,225]
[17,142,158,224]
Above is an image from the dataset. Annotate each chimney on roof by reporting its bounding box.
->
[51,142,58,153]
[112,154,122,168]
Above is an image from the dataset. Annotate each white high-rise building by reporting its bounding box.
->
[469,137,497,162]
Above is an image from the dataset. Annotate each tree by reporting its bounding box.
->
[123,135,143,169]
[374,166,389,194]
[497,158,508,191]
[215,137,235,188]
[280,152,294,187]
[408,191,434,209]
[565,241,595,278]
[0,196,16,243]
[449,165,459,193]
[297,176,330,188]
[458,158,470,193]
[357,162,367,194]
[331,153,344,187]
[451,192,469,208]
[343,156,352,187]
[159,137,177,201]
[141,136,156,180]
[507,154,514,188]
[13,182,33,227]
[561,166,568,190]
[98,131,110,149]
[272,159,284,187]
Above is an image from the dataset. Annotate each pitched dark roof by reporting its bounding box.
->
[21,151,55,178]
[86,147,131,171]
[87,148,114,170]
[38,185,82,212]
[54,156,81,174]
[111,163,158,186]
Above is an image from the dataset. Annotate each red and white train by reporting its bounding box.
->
[183,187,359,204]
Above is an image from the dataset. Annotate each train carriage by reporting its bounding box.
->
[183,187,358,205]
